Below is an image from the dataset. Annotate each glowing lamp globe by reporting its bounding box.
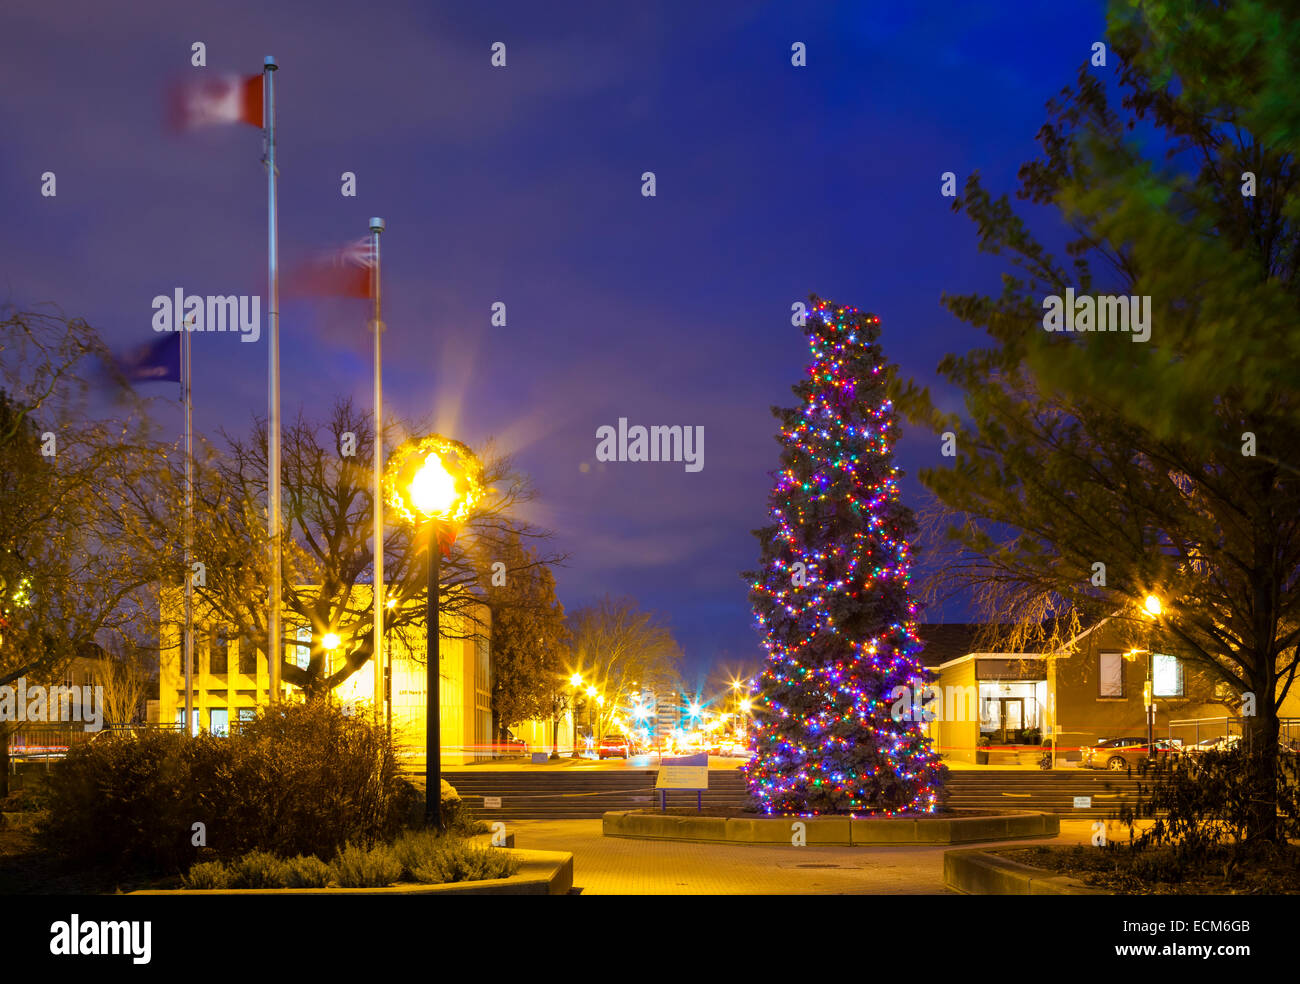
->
[385,434,484,525]
[1144,594,1162,618]
[410,455,458,516]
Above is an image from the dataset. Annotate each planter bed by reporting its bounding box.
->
[987,844,1300,895]
[131,849,573,896]
[603,809,1057,845]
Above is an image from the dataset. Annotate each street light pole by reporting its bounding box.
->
[1143,594,1162,759]
[426,521,443,832]
[385,434,483,832]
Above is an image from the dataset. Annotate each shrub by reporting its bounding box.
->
[40,701,415,872]
[329,842,403,888]
[282,854,333,888]
[40,729,207,871]
[411,843,519,884]
[1120,744,1300,861]
[230,850,290,889]
[393,828,518,884]
[220,701,417,858]
[440,780,488,835]
[183,861,232,890]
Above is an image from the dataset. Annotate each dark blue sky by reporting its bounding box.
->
[1,0,1107,685]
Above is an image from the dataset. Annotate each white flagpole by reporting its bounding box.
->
[264,55,282,705]
[183,326,194,735]
[370,217,385,727]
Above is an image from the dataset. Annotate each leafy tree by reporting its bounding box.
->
[484,532,569,741]
[895,19,1300,841]
[0,310,172,796]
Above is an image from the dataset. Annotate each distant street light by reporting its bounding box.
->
[385,435,482,831]
[1142,593,1163,756]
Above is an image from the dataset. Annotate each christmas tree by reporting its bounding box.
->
[742,296,946,816]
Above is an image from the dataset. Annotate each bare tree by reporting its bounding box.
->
[163,398,557,698]
[568,596,683,738]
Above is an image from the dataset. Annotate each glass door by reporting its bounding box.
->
[997,698,1024,743]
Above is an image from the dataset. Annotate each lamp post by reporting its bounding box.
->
[1143,594,1162,758]
[569,673,583,757]
[385,597,396,741]
[385,435,483,831]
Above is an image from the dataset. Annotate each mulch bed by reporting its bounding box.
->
[994,843,1300,894]
[0,816,178,895]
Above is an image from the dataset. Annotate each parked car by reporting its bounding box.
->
[721,741,754,759]
[1079,736,1179,771]
[598,734,631,759]
[487,733,528,758]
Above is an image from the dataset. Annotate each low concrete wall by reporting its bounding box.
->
[131,849,573,896]
[602,810,1057,845]
[944,849,1105,895]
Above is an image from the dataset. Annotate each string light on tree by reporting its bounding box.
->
[742,296,946,816]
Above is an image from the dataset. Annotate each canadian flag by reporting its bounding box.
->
[169,74,263,129]
[286,237,376,298]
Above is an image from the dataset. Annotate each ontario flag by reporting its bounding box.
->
[169,74,263,130]
[286,237,376,298]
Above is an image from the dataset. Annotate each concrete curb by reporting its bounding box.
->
[130,849,573,896]
[943,849,1106,895]
[601,810,1058,845]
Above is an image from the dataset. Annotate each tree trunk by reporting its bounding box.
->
[1243,696,1281,843]
[0,721,13,801]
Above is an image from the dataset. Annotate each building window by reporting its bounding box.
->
[238,635,258,675]
[210,626,229,675]
[294,626,312,670]
[1098,651,1125,698]
[209,708,229,737]
[475,635,490,697]
[1153,654,1184,697]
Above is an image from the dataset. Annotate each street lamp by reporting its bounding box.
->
[568,673,584,758]
[384,597,396,740]
[385,435,483,831]
[1143,593,1163,757]
[586,685,599,747]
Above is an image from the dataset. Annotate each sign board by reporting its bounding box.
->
[655,753,709,790]
[483,796,502,809]
[531,752,548,765]
[1073,796,1092,809]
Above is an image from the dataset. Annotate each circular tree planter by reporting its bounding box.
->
[602,809,1057,845]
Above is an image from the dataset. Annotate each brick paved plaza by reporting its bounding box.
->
[504,818,1121,894]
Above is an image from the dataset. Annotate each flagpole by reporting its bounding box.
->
[264,55,282,705]
[183,326,194,736]
[370,218,385,726]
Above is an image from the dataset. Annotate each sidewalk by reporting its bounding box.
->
[502,818,1125,894]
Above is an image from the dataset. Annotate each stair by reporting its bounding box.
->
[433,768,1150,820]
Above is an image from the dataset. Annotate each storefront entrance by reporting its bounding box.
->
[991,697,1023,743]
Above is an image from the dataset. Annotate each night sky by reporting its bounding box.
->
[2,0,1107,686]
